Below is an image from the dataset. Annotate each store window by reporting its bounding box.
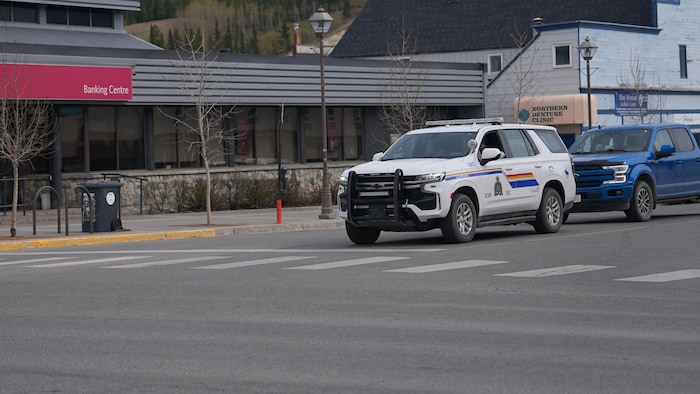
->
[304,107,363,162]
[86,106,144,171]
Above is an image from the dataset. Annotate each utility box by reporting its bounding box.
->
[81,180,122,232]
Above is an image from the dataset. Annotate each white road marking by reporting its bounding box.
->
[615,270,700,283]
[0,257,72,266]
[104,256,232,269]
[30,256,151,268]
[495,264,615,277]
[285,256,409,270]
[192,256,312,269]
[0,248,443,255]
[385,260,510,273]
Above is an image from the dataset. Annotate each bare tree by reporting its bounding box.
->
[0,61,54,237]
[377,15,429,146]
[617,52,666,124]
[164,32,237,225]
[492,25,547,123]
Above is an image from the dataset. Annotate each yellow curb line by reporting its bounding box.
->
[0,229,217,251]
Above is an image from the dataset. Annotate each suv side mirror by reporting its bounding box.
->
[480,147,504,165]
[372,152,384,161]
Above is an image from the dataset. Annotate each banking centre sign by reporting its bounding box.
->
[1,64,132,101]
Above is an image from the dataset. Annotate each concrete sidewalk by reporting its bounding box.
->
[0,206,344,251]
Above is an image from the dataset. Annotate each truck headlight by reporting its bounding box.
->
[602,165,628,184]
[339,175,348,186]
[415,172,445,183]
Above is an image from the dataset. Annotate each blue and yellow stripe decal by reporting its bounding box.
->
[445,169,539,188]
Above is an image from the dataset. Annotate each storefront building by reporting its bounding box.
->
[1,0,486,210]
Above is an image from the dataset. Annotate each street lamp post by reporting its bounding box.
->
[309,7,335,219]
[578,36,598,130]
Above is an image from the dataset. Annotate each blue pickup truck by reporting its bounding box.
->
[568,123,700,221]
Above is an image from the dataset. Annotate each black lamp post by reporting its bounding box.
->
[578,36,598,130]
[309,7,335,219]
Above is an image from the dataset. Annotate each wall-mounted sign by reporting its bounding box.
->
[515,94,596,125]
[615,91,647,117]
[1,63,132,101]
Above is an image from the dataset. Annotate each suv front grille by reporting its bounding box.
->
[341,170,438,222]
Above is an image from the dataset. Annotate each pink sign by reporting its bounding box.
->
[1,63,133,101]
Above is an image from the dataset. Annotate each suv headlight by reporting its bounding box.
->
[415,172,445,183]
[339,174,348,186]
[602,165,628,184]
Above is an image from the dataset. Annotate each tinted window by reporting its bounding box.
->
[533,129,568,153]
[69,7,90,26]
[12,3,37,22]
[46,6,67,24]
[91,9,113,27]
[669,127,694,152]
[502,129,537,158]
[0,2,10,21]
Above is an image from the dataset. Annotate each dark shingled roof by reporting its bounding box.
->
[332,0,654,58]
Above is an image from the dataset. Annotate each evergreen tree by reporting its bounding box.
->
[149,24,166,48]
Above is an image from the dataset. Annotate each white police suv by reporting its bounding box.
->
[337,118,576,244]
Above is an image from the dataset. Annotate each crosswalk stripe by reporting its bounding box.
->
[615,269,700,283]
[385,260,510,273]
[30,256,151,268]
[285,256,409,270]
[104,256,232,269]
[0,257,72,266]
[192,256,312,269]
[495,264,615,277]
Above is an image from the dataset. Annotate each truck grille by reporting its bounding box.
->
[574,163,616,188]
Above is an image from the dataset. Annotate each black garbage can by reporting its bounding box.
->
[81,180,122,232]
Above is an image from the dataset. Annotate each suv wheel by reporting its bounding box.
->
[533,188,563,233]
[624,181,653,222]
[440,193,476,243]
[345,222,381,244]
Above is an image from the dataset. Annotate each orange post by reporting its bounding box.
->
[276,199,283,224]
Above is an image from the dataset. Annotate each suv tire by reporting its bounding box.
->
[440,193,476,243]
[533,188,563,233]
[345,222,381,244]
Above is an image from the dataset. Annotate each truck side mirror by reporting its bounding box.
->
[656,144,675,158]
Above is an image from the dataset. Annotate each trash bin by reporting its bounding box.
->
[80,180,122,232]
[40,192,50,210]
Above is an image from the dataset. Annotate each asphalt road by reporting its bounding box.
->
[1,204,699,393]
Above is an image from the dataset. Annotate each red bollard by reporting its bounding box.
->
[276,199,282,224]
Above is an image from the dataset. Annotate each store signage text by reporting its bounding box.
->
[1,64,132,101]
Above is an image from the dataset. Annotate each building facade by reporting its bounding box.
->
[1,0,486,211]
[333,0,700,146]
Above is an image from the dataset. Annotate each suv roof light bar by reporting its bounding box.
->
[425,117,504,127]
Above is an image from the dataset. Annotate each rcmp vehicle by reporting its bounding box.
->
[337,118,576,244]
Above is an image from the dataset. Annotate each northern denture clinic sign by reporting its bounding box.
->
[1,64,132,101]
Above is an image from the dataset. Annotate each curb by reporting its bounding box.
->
[0,220,345,251]
[0,229,217,251]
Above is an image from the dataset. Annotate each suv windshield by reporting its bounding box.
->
[382,132,477,160]
[569,129,651,154]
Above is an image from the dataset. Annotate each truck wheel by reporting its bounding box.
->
[533,188,563,234]
[624,181,653,222]
[440,193,476,243]
[345,222,381,244]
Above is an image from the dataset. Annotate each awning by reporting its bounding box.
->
[515,94,597,126]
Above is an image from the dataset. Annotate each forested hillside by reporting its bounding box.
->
[125,0,367,54]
